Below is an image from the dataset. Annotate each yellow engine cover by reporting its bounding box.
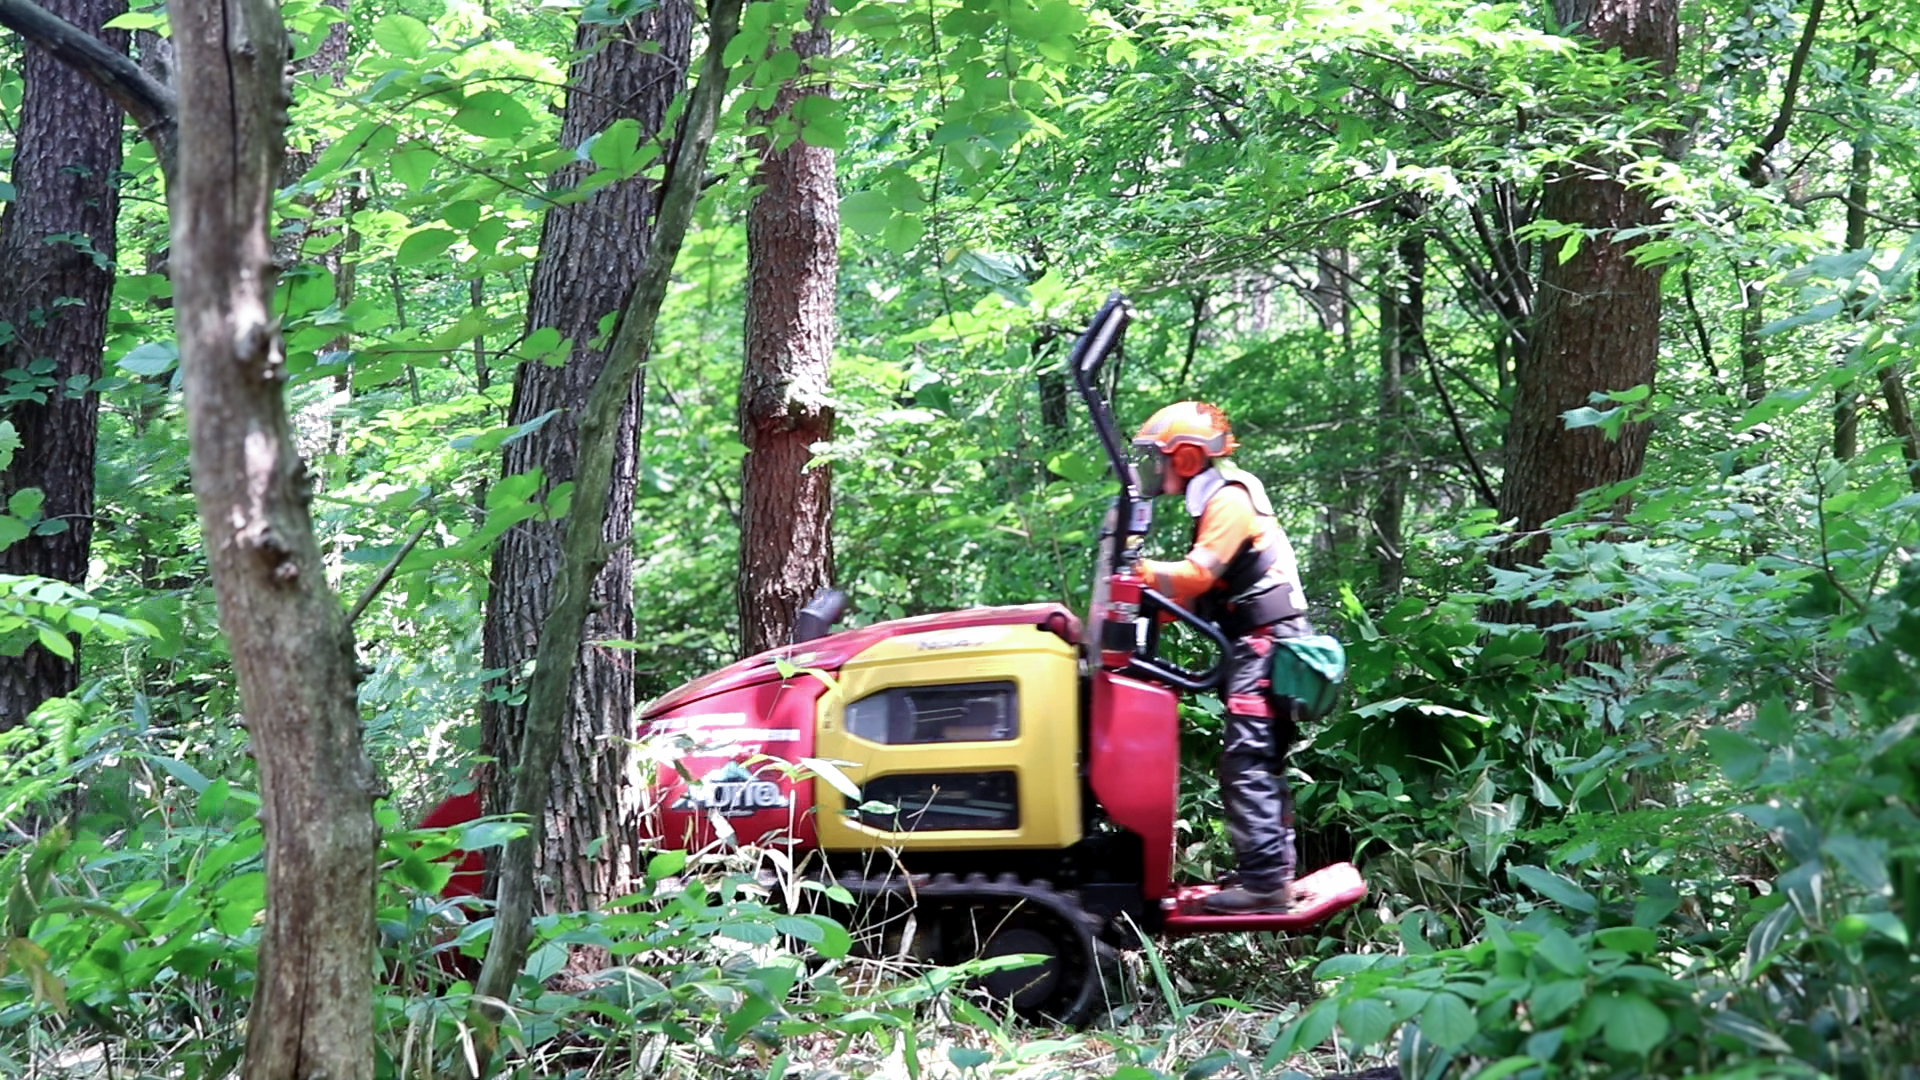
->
[813,623,1082,852]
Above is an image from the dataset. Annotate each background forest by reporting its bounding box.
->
[3,0,1919,1076]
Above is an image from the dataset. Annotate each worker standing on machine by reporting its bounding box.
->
[1132,401,1313,914]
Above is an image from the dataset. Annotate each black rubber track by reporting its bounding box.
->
[835,870,1107,1026]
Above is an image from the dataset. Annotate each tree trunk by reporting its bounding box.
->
[1739,274,1766,406]
[1835,122,1871,461]
[164,0,378,1076]
[470,0,743,1059]
[1371,232,1426,595]
[737,0,837,658]
[0,0,124,729]
[1489,0,1677,654]
[478,0,692,921]
[1833,53,1920,486]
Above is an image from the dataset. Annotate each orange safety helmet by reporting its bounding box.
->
[1134,401,1237,483]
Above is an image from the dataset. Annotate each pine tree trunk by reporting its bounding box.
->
[164,0,379,1075]
[1489,0,1677,656]
[479,0,692,920]
[737,0,837,658]
[0,0,124,729]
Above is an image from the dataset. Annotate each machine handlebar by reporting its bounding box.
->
[1129,586,1229,692]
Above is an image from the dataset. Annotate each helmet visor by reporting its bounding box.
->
[1131,445,1168,496]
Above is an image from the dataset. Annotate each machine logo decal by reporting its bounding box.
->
[672,762,790,817]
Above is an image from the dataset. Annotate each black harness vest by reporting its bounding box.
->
[1190,486,1307,634]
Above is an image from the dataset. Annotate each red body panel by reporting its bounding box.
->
[637,603,1081,852]
[641,604,1079,720]
[638,676,823,851]
[416,791,487,898]
[1088,671,1181,901]
[1160,862,1367,936]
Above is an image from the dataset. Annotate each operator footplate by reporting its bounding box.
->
[1160,861,1366,936]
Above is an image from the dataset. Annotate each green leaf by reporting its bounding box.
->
[773,914,825,943]
[884,212,925,255]
[1336,996,1395,1048]
[1045,451,1102,483]
[646,849,687,881]
[8,488,44,520]
[1701,728,1766,784]
[1533,927,1589,976]
[1598,992,1669,1055]
[469,218,510,255]
[948,1047,993,1069]
[36,626,74,660]
[442,200,482,229]
[1593,926,1657,955]
[390,148,437,192]
[1182,1053,1230,1080]
[453,92,535,138]
[215,872,266,935]
[1419,991,1478,1049]
[372,14,433,59]
[1557,231,1582,265]
[1509,864,1598,914]
[460,820,526,849]
[1527,978,1585,1024]
[396,228,458,267]
[103,11,168,30]
[1465,1058,1540,1080]
[526,940,568,981]
[809,914,852,959]
[1703,1010,1791,1054]
[720,920,777,945]
[148,755,212,793]
[118,342,179,377]
[800,111,848,150]
[840,191,891,237]
[588,118,652,177]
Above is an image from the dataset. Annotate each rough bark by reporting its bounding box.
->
[1489,0,1677,654]
[472,0,742,1059]
[1835,128,1869,460]
[0,0,175,171]
[1371,233,1426,595]
[1307,249,1350,339]
[737,0,838,658]
[478,0,692,923]
[0,0,124,729]
[163,0,378,1076]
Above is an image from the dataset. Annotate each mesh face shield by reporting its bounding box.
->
[1131,445,1169,497]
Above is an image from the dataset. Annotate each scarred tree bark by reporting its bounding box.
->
[163,0,378,1075]
[479,0,692,919]
[0,0,125,729]
[1489,0,1676,654]
[737,0,837,657]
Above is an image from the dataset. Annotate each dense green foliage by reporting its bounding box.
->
[4,0,1920,1075]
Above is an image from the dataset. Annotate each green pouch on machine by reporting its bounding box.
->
[1270,635,1347,721]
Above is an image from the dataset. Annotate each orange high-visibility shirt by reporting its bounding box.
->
[1142,485,1259,608]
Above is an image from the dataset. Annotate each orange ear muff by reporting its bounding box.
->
[1170,445,1207,479]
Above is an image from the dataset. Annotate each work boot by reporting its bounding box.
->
[1202,881,1292,915]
